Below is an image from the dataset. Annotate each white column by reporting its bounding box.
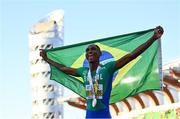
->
[29,10,64,119]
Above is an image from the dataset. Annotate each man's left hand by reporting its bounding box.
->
[154,26,164,39]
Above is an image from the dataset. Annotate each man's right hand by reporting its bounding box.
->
[40,49,48,61]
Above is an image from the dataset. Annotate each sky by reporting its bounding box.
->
[0,0,180,119]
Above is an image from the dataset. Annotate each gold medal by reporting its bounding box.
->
[94,83,98,95]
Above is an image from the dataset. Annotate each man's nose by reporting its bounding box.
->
[88,50,92,54]
[88,49,92,53]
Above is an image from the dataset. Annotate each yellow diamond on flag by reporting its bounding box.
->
[71,43,141,88]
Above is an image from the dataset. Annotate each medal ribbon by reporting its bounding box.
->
[87,65,101,107]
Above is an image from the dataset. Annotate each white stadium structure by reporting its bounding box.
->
[29,10,64,119]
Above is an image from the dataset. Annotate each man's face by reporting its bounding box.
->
[85,45,101,63]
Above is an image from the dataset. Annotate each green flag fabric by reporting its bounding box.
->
[46,28,162,104]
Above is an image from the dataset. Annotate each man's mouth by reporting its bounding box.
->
[88,54,94,59]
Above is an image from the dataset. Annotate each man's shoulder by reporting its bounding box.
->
[100,61,116,73]
[101,60,116,67]
[76,67,89,76]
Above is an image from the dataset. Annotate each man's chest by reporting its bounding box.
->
[82,68,110,99]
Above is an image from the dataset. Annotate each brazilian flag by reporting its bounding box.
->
[46,28,162,104]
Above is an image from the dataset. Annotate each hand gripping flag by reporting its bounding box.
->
[46,28,162,104]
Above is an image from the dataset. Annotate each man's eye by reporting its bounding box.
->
[86,48,89,52]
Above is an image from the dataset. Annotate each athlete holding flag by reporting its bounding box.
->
[40,26,163,119]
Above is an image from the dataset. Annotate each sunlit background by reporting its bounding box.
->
[0,0,179,119]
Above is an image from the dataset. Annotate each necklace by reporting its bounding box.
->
[87,65,101,107]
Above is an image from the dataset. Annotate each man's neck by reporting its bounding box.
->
[89,61,99,72]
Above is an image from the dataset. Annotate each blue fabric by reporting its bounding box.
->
[86,108,111,119]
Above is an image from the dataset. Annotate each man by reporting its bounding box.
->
[40,26,163,119]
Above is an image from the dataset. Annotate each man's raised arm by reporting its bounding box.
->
[40,49,79,76]
[115,26,164,70]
